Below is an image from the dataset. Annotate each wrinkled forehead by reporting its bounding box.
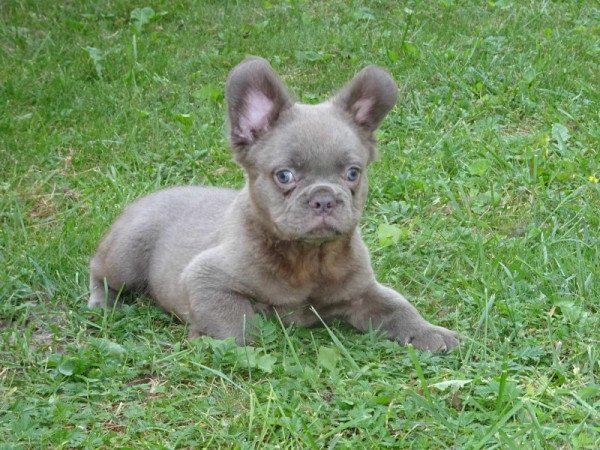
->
[261,103,369,169]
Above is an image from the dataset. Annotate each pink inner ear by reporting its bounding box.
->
[238,89,274,140]
[351,97,374,127]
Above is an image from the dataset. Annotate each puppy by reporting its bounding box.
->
[89,57,459,352]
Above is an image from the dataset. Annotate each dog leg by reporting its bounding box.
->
[186,289,256,345]
[344,283,460,352]
[88,255,120,308]
[182,255,256,345]
[88,274,119,308]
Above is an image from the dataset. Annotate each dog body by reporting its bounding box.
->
[89,58,459,352]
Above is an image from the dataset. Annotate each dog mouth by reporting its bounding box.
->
[272,208,355,241]
[304,216,343,239]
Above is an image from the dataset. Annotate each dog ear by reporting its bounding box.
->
[226,57,293,150]
[332,66,398,133]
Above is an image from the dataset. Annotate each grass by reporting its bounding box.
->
[1,0,599,447]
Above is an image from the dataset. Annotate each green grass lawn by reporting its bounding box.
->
[1,0,599,447]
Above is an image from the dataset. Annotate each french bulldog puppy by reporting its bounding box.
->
[89,57,460,352]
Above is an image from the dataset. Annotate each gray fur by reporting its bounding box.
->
[89,57,460,352]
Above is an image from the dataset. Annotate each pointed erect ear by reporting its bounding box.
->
[332,66,398,133]
[226,57,293,149]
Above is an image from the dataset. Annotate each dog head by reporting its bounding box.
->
[226,57,398,242]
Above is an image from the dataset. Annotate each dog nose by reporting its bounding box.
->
[309,190,337,215]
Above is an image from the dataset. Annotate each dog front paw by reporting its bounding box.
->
[404,325,460,352]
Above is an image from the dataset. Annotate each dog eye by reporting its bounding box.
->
[346,167,360,182]
[275,169,295,185]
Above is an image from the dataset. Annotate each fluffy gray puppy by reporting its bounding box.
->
[89,57,460,352]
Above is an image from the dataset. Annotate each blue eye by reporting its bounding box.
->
[346,167,360,182]
[275,169,295,185]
